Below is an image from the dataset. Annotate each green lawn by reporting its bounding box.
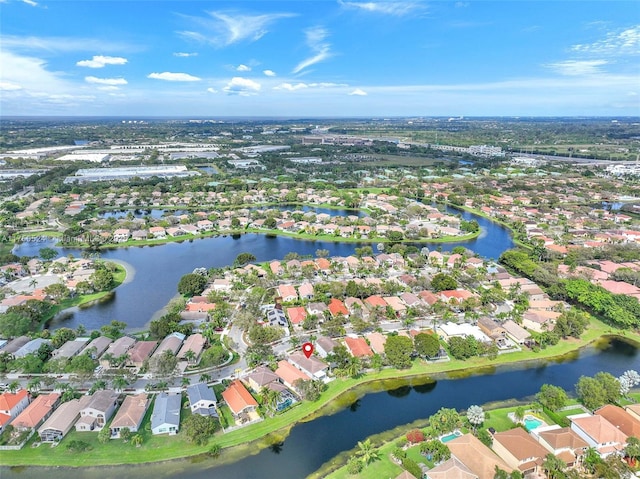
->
[556,408,587,419]
[321,437,404,479]
[484,406,519,432]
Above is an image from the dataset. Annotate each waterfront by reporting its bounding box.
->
[12,205,513,331]
[2,337,637,479]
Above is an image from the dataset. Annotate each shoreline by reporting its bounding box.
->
[43,260,130,328]
[2,328,638,469]
[52,227,482,251]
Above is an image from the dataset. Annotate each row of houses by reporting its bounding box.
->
[0,333,208,376]
[0,382,221,445]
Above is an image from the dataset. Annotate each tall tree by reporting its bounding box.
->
[466,405,485,432]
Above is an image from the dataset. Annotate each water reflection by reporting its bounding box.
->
[387,385,412,398]
[413,381,437,394]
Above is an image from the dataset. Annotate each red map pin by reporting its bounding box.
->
[302,342,314,359]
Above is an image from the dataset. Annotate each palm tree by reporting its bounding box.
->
[131,433,143,447]
[466,405,485,433]
[199,373,211,384]
[514,406,526,423]
[155,381,168,392]
[181,377,191,388]
[356,439,381,465]
[542,453,567,479]
[27,378,41,393]
[261,387,281,416]
[29,278,38,289]
[101,353,115,368]
[183,350,197,365]
[345,357,362,378]
[112,375,128,393]
[8,381,20,393]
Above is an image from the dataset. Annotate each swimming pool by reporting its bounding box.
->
[524,416,543,431]
[440,430,462,443]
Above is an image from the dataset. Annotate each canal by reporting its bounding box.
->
[3,337,637,479]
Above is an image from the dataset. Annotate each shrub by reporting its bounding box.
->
[66,440,93,452]
[406,429,425,444]
[347,456,363,475]
[395,437,408,448]
[402,457,422,478]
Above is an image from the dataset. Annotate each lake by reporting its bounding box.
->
[3,337,637,479]
[12,205,513,332]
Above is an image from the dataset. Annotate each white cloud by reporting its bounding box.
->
[0,81,23,91]
[349,88,368,96]
[77,55,128,68]
[571,25,640,56]
[85,76,128,85]
[97,86,120,91]
[338,1,423,16]
[207,87,218,93]
[274,81,347,91]
[276,82,309,91]
[545,60,609,76]
[2,35,137,53]
[236,64,251,72]
[147,72,201,82]
[223,76,261,95]
[22,0,38,6]
[263,69,276,77]
[178,11,296,47]
[292,27,332,74]
[174,52,198,57]
[0,50,102,112]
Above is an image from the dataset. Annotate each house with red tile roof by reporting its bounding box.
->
[595,404,640,439]
[222,380,258,417]
[569,413,628,457]
[277,284,298,302]
[418,290,440,306]
[439,289,475,304]
[186,301,216,312]
[297,282,314,300]
[287,306,308,325]
[269,260,284,275]
[328,298,349,317]
[11,393,60,432]
[383,296,406,315]
[275,360,311,389]
[344,337,374,357]
[365,295,387,309]
[491,428,549,476]
[532,426,588,468]
[366,332,387,354]
[426,457,478,479]
[315,258,331,271]
[0,389,30,432]
[447,433,513,479]
[109,393,150,438]
[597,280,640,297]
[288,351,328,380]
[177,333,207,364]
[127,340,158,369]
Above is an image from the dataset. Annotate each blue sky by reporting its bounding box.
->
[1,1,639,116]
